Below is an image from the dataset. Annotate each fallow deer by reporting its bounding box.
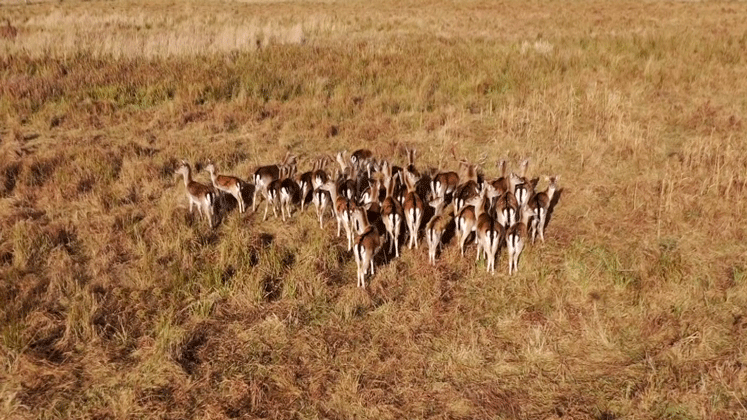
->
[454,195,482,256]
[252,152,293,212]
[205,162,246,214]
[320,180,356,251]
[351,148,373,170]
[351,204,382,288]
[529,175,560,244]
[379,162,404,257]
[495,190,519,228]
[176,161,215,228]
[474,188,504,274]
[506,205,537,275]
[425,197,454,265]
[403,169,424,249]
[279,162,300,221]
[431,170,459,200]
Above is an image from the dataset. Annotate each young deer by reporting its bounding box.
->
[506,205,536,275]
[402,169,424,249]
[529,175,560,244]
[205,162,246,214]
[176,161,215,228]
[425,197,453,265]
[351,204,382,288]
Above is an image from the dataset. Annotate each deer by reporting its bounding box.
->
[205,162,246,214]
[474,187,504,274]
[425,197,454,265]
[454,194,482,256]
[453,157,480,217]
[312,156,330,189]
[402,168,424,250]
[253,152,293,213]
[379,161,405,258]
[491,160,510,195]
[405,147,420,178]
[335,150,351,176]
[510,159,534,208]
[431,170,459,201]
[529,175,560,244]
[351,203,382,288]
[334,154,357,203]
[176,161,215,228]
[263,165,286,221]
[359,175,381,209]
[351,148,374,171]
[297,159,318,213]
[312,187,331,229]
[279,161,301,222]
[495,190,519,228]
[319,180,356,251]
[506,205,537,275]
[309,157,332,227]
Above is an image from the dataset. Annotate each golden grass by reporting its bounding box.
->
[2,0,747,419]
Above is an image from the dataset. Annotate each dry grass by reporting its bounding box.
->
[2,0,747,419]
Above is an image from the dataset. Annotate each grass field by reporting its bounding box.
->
[2,0,747,418]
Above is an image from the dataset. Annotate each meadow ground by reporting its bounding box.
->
[1,0,747,418]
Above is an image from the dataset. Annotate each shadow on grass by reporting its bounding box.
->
[545,187,564,233]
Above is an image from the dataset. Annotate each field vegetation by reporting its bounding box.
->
[1,0,747,418]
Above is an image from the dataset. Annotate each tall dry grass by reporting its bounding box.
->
[1,0,747,419]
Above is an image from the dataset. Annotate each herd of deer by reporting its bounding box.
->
[176,149,560,287]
